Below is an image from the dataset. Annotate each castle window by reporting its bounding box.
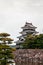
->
[20,39,24,41]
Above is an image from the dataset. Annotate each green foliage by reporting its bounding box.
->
[0,33,14,65]
[21,34,43,49]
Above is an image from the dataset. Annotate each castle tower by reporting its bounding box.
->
[15,22,38,49]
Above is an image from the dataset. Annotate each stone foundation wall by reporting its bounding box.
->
[14,49,43,63]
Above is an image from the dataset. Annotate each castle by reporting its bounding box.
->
[15,22,38,49]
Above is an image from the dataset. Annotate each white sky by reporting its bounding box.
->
[0,0,43,41]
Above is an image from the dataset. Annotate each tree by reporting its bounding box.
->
[21,34,43,49]
[0,33,14,65]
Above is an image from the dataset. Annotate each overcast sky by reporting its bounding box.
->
[0,0,43,41]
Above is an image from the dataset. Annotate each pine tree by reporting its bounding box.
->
[21,34,43,49]
[0,33,14,65]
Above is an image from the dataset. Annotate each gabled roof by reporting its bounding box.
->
[15,40,24,44]
[21,22,37,29]
[26,22,32,25]
[20,30,37,34]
